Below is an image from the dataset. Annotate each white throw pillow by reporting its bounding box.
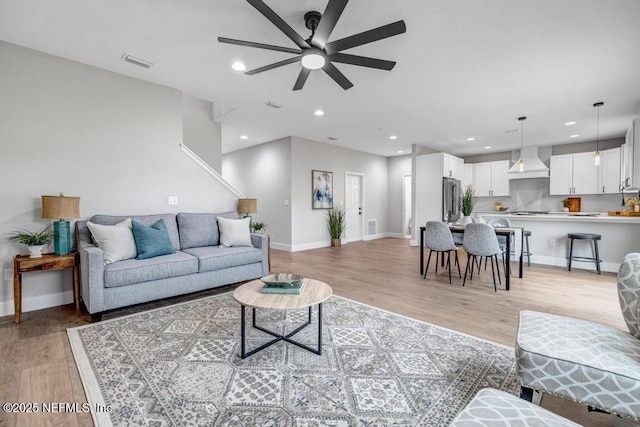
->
[87,218,137,264]
[217,217,252,247]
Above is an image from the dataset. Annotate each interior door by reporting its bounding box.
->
[345,173,364,242]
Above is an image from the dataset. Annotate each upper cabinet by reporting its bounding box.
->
[598,147,622,194]
[469,160,510,197]
[462,163,474,189]
[549,152,599,195]
[622,118,640,189]
[442,153,464,181]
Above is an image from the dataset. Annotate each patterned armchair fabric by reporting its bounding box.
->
[618,252,640,338]
[450,388,581,426]
[515,253,640,421]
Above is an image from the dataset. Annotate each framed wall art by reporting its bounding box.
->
[312,170,333,209]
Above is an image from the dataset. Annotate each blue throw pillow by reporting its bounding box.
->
[131,219,174,259]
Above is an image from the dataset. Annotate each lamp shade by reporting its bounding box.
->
[237,198,257,215]
[41,193,80,220]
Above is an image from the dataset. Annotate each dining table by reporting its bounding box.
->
[419,224,524,290]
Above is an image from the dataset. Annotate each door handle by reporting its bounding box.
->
[358,207,362,215]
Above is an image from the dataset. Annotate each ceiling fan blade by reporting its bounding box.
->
[328,53,396,70]
[311,0,348,49]
[323,62,353,90]
[218,37,302,54]
[293,68,311,91]
[245,56,301,75]
[246,0,309,49]
[325,20,406,54]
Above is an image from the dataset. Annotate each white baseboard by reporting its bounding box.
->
[0,290,74,317]
[531,255,618,273]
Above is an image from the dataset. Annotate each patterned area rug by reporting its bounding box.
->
[68,292,519,426]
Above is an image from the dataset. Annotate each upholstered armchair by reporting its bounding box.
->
[515,252,640,421]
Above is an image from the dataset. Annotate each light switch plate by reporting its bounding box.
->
[168,196,179,206]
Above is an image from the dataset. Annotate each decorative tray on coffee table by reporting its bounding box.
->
[260,273,304,287]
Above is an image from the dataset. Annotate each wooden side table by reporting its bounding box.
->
[13,252,79,323]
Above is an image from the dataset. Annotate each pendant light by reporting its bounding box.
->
[518,116,527,172]
[593,102,604,166]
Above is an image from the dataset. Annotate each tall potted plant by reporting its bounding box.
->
[459,186,475,225]
[326,208,346,247]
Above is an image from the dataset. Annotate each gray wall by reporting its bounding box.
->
[0,42,236,316]
[222,136,389,251]
[183,94,222,172]
[222,137,293,248]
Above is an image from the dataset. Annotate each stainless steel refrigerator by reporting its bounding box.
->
[443,177,461,223]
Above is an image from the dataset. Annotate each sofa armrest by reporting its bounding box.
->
[251,234,270,275]
[77,240,106,314]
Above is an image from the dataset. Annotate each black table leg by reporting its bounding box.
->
[420,226,425,275]
[518,230,524,278]
[505,234,511,290]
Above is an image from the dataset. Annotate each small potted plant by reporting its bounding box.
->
[624,196,640,212]
[326,208,346,247]
[459,186,475,225]
[8,225,52,258]
[561,198,570,212]
[252,221,267,234]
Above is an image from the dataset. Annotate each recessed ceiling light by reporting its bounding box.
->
[565,121,576,126]
[484,146,492,149]
[466,137,476,141]
[389,135,398,140]
[397,150,404,154]
[570,134,580,138]
[232,61,246,71]
[314,110,324,116]
[240,135,248,140]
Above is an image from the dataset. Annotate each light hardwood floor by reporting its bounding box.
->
[0,238,638,426]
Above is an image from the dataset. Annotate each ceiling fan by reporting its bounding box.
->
[218,0,406,90]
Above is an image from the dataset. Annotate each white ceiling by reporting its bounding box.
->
[2,0,640,157]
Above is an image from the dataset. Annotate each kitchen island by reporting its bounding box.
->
[478,212,640,272]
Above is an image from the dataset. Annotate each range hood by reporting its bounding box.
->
[507,146,550,179]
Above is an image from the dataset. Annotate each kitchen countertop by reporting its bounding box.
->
[476,211,640,223]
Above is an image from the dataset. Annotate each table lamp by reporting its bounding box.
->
[237,198,257,230]
[41,193,80,255]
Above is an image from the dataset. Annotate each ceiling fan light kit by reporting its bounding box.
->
[218,0,406,90]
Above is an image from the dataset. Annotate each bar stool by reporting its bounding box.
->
[567,233,601,274]
[523,230,532,266]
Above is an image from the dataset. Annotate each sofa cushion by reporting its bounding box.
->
[217,217,252,247]
[132,219,174,259]
[90,214,181,251]
[182,246,263,272]
[86,218,137,264]
[176,211,238,249]
[103,251,198,288]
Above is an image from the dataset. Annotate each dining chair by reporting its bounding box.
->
[423,221,461,284]
[462,223,502,291]
[486,217,513,272]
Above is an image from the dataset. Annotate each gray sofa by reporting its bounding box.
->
[76,212,269,321]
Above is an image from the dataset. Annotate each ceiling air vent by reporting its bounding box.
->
[122,53,154,69]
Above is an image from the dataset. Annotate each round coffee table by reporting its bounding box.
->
[233,278,332,359]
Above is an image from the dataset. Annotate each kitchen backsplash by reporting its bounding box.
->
[473,178,631,213]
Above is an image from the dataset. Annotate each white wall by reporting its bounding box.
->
[387,155,412,236]
[222,137,293,249]
[0,42,236,317]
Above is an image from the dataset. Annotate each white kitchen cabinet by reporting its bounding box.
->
[598,147,621,194]
[549,152,598,195]
[462,163,474,189]
[442,153,463,180]
[470,160,509,197]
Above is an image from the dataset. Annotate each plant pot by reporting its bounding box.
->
[28,245,44,258]
[331,238,341,247]
[460,215,474,226]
